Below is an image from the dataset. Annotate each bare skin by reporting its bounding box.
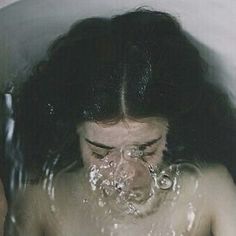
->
[10,118,236,236]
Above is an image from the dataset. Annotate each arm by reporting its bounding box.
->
[207,165,236,236]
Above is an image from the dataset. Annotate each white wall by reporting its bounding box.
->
[0,0,20,9]
[0,0,236,104]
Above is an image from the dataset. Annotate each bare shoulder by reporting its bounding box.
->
[10,182,51,235]
[200,164,236,199]
[10,170,87,235]
[200,164,236,236]
[13,183,47,216]
[201,164,235,184]
[13,169,86,211]
[52,169,88,199]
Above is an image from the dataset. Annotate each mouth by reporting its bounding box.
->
[88,164,174,216]
[90,174,173,218]
[100,180,153,205]
[100,184,164,217]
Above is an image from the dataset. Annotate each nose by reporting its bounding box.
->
[114,159,149,179]
[113,145,152,191]
[112,158,152,203]
[122,145,144,160]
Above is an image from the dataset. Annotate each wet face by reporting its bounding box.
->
[77,117,168,205]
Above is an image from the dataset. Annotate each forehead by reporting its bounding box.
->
[78,117,168,147]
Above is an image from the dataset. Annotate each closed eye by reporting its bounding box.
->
[139,136,162,150]
[141,150,157,161]
[92,152,105,159]
[91,151,109,160]
[144,151,156,156]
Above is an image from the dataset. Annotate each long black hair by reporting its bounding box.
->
[13,9,236,180]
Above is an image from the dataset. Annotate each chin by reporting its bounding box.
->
[126,188,168,218]
[99,183,168,218]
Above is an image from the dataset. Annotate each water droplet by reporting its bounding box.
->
[109,161,114,167]
[50,205,56,213]
[158,174,173,190]
[98,198,106,207]
[82,198,88,204]
[10,215,16,224]
[187,203,196,232]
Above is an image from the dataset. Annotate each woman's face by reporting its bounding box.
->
[77,117,169,203]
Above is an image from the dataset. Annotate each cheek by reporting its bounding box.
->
[154,148,165,163]
[79,140,93,167]
[80,139,95,168]
[80,144,118,177]
[144,143,167,168]
[80,146,97,167]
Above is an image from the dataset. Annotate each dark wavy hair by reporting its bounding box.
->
[13,9,236,180]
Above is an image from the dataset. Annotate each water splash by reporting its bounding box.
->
[3,87,28,235]
[4,88,28,192]
[186,202,196,232]
[42,155,60,201]
[86,159,202,221]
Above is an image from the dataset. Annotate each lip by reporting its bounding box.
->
[102,183,151,204]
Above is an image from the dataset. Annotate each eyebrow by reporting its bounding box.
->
[84,136,162,150]
[139,136,162,149]
[85,138,115,149]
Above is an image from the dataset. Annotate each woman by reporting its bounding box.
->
[8,9,236,235]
